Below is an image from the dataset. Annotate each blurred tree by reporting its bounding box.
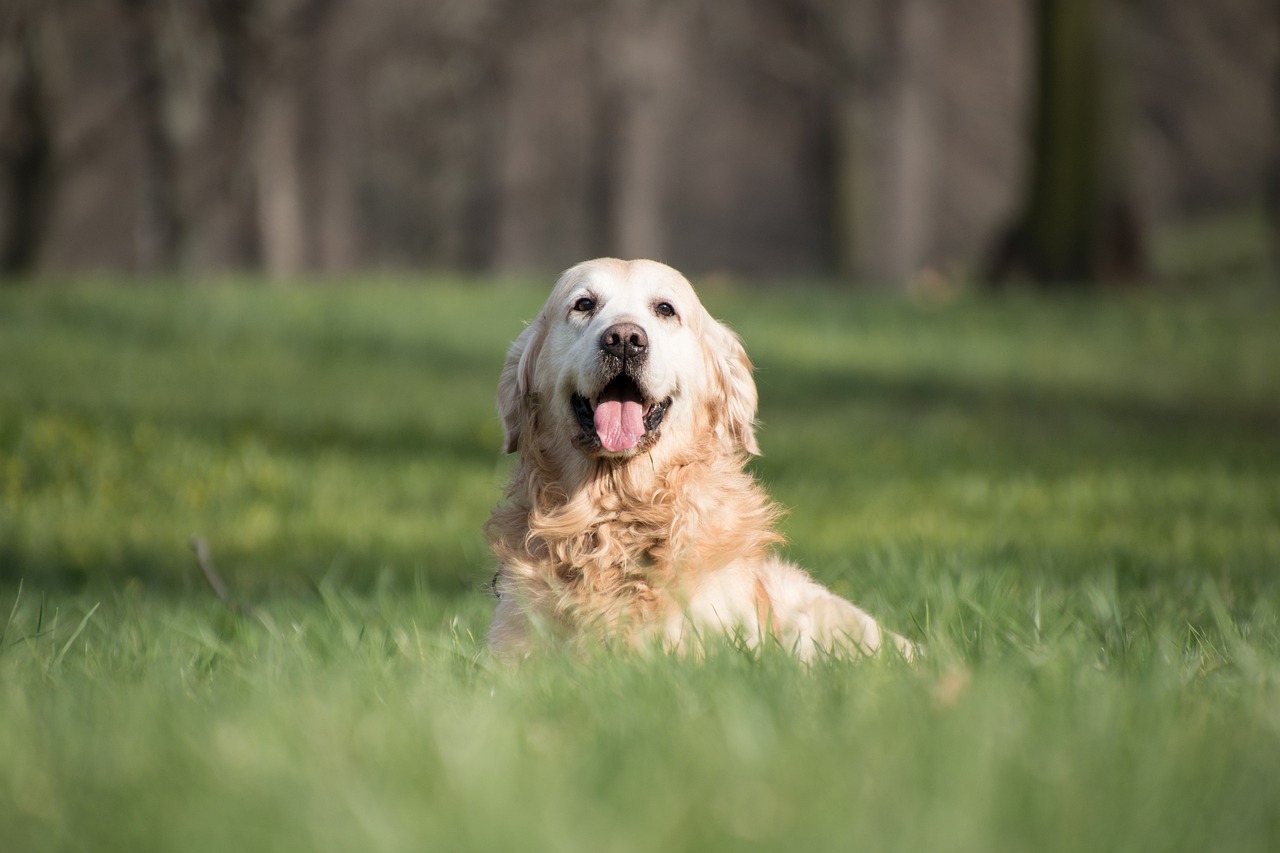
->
[873,0,941,285]
[4,0,1271,280]
[1270,7,1280,285]
[588,0,688,261]
[251,0,337,280]
[488,0,595,271]
[119,0,184,272]
[749,0,941,285]
[0,5,53,276]
[310,4,357,272]
[809,0,875,282]
[986,0,1146,287]
[196,0,345,279]
[202,0,261,269]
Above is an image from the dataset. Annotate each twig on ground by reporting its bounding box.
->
[187,537,279,636]
[189,537,235,608]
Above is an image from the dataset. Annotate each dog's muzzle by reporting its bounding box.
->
[564,321,672,454]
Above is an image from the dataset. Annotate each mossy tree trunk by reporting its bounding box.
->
[987,0,1145,287]
[0,10,53,277]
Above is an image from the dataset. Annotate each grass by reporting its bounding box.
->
[1,274,1278,852]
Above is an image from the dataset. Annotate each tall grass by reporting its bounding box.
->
[1,277,1278,852]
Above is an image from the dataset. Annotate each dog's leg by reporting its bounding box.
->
[758,557,916,661]
[487,592,535,661]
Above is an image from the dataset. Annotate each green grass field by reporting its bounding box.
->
[1,276,1278,852]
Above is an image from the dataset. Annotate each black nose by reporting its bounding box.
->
[599,322,648,361]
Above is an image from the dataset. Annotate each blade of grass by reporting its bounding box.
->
[0,578,21,648]
[50,602,100,672]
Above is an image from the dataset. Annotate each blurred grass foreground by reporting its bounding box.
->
[1,275,1279,852]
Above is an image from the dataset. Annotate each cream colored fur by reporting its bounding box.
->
[486,258,914,661]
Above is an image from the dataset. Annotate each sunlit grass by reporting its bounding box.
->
[1,276,1278,852]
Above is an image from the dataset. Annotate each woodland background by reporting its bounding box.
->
[0,0,1277,286]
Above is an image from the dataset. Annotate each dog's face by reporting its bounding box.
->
[498,258,760,461]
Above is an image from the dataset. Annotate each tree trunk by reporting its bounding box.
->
[591,0,685,261]
[203,0,259,269]
[119,0,184,272]
[312,12,356,273]
[254,72,307,280]
[814,1,875,282]
[986,0,1145,287]
[815,0,941,286]
[828,85,866,281]
[872,0,940,284]
[0,10,53,276]
[1269,7,1280,287]
[251,0,335,281]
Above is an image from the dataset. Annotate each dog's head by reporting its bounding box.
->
[498,258,760,461]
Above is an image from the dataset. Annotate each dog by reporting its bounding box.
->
[486,258,914,661]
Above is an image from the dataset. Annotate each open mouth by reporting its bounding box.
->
[572,375,671,454]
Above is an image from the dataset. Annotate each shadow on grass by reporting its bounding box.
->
[757,363,1280,468]
[3,285,514,378]
[41,399,502,464]
[0,537,487,603]
[0,400,502,595]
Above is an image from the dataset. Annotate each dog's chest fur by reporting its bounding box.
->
[488,451,781,639]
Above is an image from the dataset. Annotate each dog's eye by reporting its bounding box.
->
[572,296,596,313]
[654,301,677,319]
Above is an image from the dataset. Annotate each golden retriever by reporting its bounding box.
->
[486,258,914,661]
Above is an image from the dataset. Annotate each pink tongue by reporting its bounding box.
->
[594,391,646,453]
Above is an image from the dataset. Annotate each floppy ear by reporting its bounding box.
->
[704,318,761,456]
[497,315,546,454]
